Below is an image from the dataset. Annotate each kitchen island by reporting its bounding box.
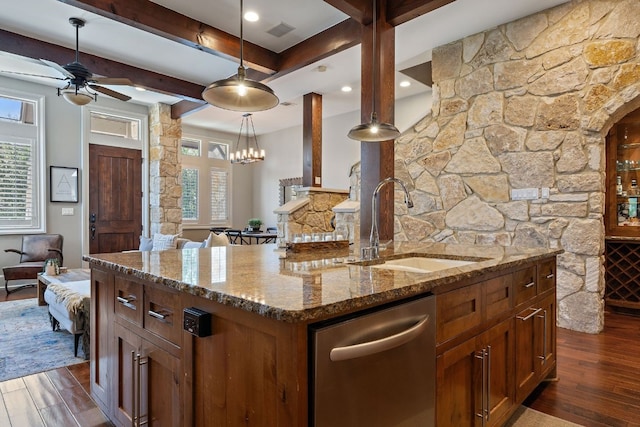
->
[84,242,560,426]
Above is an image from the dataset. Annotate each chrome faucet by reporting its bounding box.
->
[363,177,414,260]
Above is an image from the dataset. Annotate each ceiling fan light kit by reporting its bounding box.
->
[58,87,95,106]
[348,0,400,142]
[202,0,279,112]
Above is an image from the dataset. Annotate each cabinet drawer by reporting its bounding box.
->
[437,283,482,344]
[514,265,537,306]
[114,277,143,326]
[537,258,556,293]
[144,285,182,346]
[485,274,512,320]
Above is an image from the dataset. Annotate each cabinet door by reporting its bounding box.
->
[113,323,141,427]
[537,293,557,379]
[479,319,513,427]
[436,337,480,427]
[436,319,513,427]
[139,339,182,427]
[90,268,113,416]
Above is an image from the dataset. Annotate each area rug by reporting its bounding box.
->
[507,405,585,427]
[0,298,85,382]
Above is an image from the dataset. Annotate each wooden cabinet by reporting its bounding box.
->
[90,268,113,416]
[91,255,556,427]
[437,319,513,427]
[436,258,557,427]
[113,323,182,427]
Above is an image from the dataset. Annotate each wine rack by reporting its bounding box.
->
[605,239,640,311]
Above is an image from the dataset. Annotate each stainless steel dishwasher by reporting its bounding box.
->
[311,294,436,427]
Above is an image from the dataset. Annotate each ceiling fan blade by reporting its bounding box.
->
[92,77,133,86]
[89,84,132,101]
[39,59,75,79]
[0,70,66,80]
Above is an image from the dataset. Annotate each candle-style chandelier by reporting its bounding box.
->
[230,113,265,164]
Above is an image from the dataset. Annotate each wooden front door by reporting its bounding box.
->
[89,144,142,254]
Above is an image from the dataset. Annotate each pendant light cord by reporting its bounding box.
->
[371,0,377,118]
[239,0,244,69]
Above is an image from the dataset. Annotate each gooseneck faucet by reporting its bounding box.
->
[364,177,414,260]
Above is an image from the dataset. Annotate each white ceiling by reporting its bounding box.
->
[0,0,569,135]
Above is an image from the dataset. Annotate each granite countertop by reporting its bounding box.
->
[83,242,561,323]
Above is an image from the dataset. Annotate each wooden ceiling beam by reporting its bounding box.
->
[0,28,205,103]
[386,0,456,26]
[324,0,371,24]
[268,18,362,82]
[56,0,280,75]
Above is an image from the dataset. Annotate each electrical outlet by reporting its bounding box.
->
[61,208,74,216]
[511,188,539,200]
[541,187,550,199]
[315,176,321,185]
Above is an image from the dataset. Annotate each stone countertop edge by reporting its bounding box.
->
[83,244,562,324]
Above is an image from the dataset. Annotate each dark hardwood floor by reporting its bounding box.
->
[2,284,640,426]
[525,308,640,427]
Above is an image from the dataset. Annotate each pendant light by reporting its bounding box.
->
[229,113,265,164]
[202,0,279,112]
[347,0,400,142]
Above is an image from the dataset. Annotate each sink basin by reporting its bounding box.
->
[370,257,477,274]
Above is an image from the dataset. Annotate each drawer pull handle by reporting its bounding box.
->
[117,295,137,309]
[148,309,167,320]
[546,273,555,279]
[517,307,542,321]
[524,281,535,288]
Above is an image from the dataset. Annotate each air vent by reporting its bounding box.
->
[267,22,295,38]
[280,101,296,107]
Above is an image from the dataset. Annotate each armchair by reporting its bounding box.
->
[3,234,64,294]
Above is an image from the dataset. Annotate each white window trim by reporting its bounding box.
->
[0,88,46,234]
[180,133,232,229]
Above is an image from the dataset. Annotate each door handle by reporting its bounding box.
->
[330,315,430,362]
[90,225,96,241]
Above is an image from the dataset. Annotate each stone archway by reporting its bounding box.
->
[389,0,640,333]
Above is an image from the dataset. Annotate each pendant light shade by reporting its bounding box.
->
[347,112,400,142]
[202,66,279,112]
[202,0,279,112]
[348,0,400,142]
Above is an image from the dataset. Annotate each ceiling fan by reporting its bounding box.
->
[2,17,133,105]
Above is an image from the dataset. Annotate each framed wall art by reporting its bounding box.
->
[50,166,79,203]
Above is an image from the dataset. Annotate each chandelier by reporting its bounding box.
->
[230,113,265,164]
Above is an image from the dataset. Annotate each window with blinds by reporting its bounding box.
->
[181,168,199,220]
[0,91,44,233]
[179,136,231,227]
[210,168,229,222]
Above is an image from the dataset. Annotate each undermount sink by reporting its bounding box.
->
[370,257,478,274]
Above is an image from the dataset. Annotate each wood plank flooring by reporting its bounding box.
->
[2,284,640,426]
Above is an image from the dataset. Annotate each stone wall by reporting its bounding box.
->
[149,103,183,236]
[392,0,640,333]
[274,188,349,246]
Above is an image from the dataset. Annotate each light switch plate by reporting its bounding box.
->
[61,208,74,216]
[511,188,539,200]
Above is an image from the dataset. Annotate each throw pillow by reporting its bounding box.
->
[139,236,154,251]
[203,232,229,247]
[152,233,179,251]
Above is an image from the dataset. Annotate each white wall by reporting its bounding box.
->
[0,75,148,271]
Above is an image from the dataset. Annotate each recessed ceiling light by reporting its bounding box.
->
[135,86,146,92]
[244,11,259,22]
[341,86,352,93]
[399,80,411,88]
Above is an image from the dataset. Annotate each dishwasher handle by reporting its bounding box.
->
[329,315,430,362]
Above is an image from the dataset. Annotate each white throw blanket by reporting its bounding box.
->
[46,280,90,315]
